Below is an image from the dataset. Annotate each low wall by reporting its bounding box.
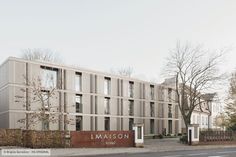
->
[70,131,134,148]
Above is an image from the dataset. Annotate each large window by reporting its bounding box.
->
[168,120,172,134]
[128,100,134,116]
[75,72,82,92]
[41,66,58,88]
[104,117,110,131]
[104,77,111,95]
[76,94,82,113]
[42,90,49,111]
[128,81,134,98]
[168,104,172,118]
[175,105,179,118]
[150,102,155,117]
[150,85,154,100]
[42,114,49,130]
[104,97,110,114]
[168,88,172,101]
[76,116,82,131]
[150,119,154,134]
[129,118,134,130]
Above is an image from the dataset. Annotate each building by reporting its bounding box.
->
[162,78,222,131]
[0,57,182,136]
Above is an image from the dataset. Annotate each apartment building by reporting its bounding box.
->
[0,57,181,135]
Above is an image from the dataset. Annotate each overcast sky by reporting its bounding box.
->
[0,0,236,85]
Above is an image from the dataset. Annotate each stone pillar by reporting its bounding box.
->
[133,123,144,147]
[188,124,199,145]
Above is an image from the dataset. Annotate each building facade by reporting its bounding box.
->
[0,57,182,135]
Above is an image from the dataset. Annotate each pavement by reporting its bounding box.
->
[1,138,236,156]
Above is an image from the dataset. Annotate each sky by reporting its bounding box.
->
[0,0,236,86]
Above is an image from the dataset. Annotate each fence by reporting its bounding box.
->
[199,131,236,144]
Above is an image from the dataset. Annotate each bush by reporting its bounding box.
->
[179,135,188,144]
[157,134,164,139]
[177,133,182,136]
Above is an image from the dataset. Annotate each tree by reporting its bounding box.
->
[15,75,74,130]
[21,48,62,63]
[225,72,236,131]
[164,42,225,133]
[110,67,134,77]
[214,113,227,130]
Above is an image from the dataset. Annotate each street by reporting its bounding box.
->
[95,148,236,157]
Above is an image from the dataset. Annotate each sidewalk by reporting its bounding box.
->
[1,138,236,156]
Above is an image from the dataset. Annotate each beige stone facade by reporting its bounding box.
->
[0,57,181,135]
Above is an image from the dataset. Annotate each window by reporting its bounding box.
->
[76,94,82,113]
[197,116,200,124]
[42,90,50,111]
[128,81,134,98]
[128,100,134,116]
[193,115,195,124]
[202,116,204,125]
[42,114,49,130]
[150,102,155,117]
[129,118,134,130]
[168,120,172,134]
[168,88,172,101]
[158,103,164,118]
[168,104,172,118]
[75,72,82,92]
[41,66,58,88]
[150,85,154,100]
[104,117,110,131]
[104,77,111,95]
[175,105,179,118]
[104,97,110,114]
[76,116,82,131]
[150,119,154,134]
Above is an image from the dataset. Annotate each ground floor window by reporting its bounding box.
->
[129,118,134,130]
[105,117,110,131]
[168,120,172,134]
[76,116,83,131]
[150,119,154,134]
[42,114,49,130]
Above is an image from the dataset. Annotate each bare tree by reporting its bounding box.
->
[110,67,134,77]
[224,72,236,130]
[164,42,226,133]
[21,48,62,63]
[15,75,74,130]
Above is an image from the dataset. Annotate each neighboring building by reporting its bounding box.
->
[0,57,182,135]
[162,78,222,131]
[202,93,223,130]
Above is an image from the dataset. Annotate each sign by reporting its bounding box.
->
[70,131,134,148]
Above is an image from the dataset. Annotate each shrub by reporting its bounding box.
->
[179,135,188,144]
[157,134,164,139]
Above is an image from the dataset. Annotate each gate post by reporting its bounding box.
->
[188,124,199,145]
[133,123,144,147]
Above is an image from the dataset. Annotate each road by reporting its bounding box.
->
[95,147,236,157]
